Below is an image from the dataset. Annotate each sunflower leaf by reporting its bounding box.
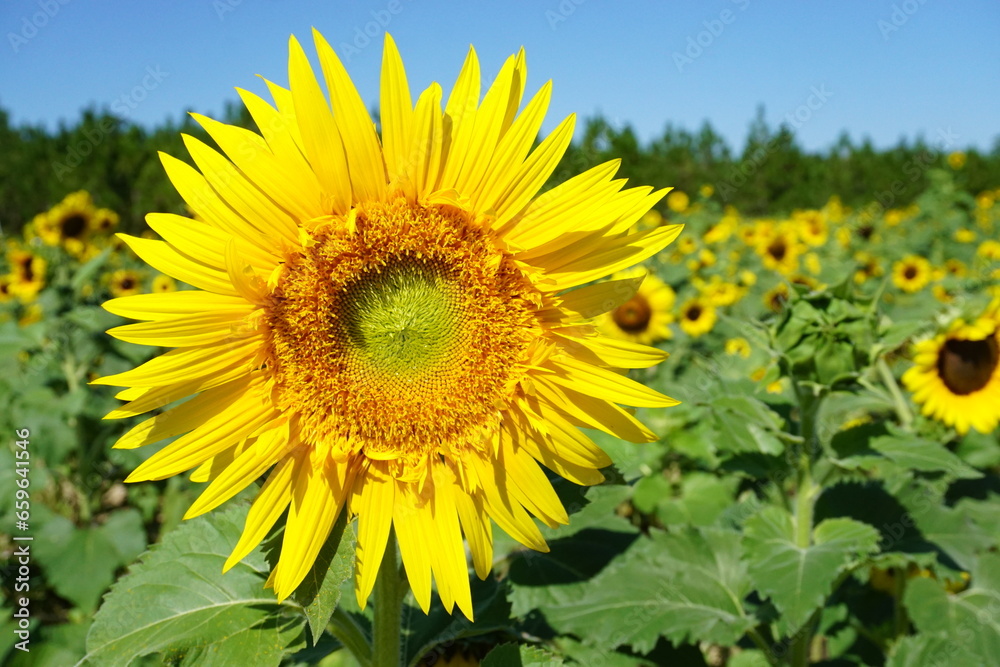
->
[708,395,786,455]
[81,504,305,666]
[481,642,565,666]
[743,507,879,632]
[895,552,1000,665]
[512,527,754,653]
[403,576,512,667]
[290,512,355,642]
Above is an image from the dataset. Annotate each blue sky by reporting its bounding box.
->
[1,0,997,153]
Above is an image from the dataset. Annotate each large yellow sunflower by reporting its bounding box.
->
[902,308,1000,434]
[598,268,675,344]
[95,32,680,620]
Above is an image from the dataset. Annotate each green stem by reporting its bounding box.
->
[892,566,909,640]
[747,627,780,666]
[791,386,823,666]
[328,607,372,667]
[877,357,913,428]
[371,531,403,667]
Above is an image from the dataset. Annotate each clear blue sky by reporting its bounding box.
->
[1,0,997,153]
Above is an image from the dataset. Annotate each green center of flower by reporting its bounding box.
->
[938,336,999,395]
[338,260,460,376]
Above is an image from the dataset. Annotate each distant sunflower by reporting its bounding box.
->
[8,249,46,301]
[757,224,800,275]
[763,283,790,312]
[795,210,828,247]
[108,269,142,297]
[678,297,716,337]
[37,191,95,257]
[724,337,751,358]
[150,274,177,293]
[892,255,932,293]
[853,251,884,285]
[95,32,680,619]
[599,270,675,344]
[902,311,1000,434]
[91,208,120,235]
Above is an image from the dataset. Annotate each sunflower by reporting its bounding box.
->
[666,190,689,213]
[7,249,47,301]
[763,283,790,312]
[695,275,743,307]
[108,269,142,297]
[678,297,716,337]
[95,32,680,620]
[853,251,884,285]
[795,210,828,247]
[598,269,675,345]
[724,337,751,358]
[756,223,800,275]
[892,255,932,293]
[36,191,96,257]
[0,275,13,304]
[902,311,1000,434]
[91,208,120,235]
[151,274,177,293]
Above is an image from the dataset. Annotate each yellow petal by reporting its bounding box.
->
[288,35,351,214]
[225,452,302,572]
[118,234,237,296]
[544,355,679,408]
[313,28,386,203]
[353,463,395,608]
[106,308,256,347]
[102,290,249,322]
[380,33,414,184]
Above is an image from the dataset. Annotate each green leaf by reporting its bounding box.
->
[633,472,738,527]
[33,509,146,612]
[743,507,879,631]
[403,576,511,667]
[886,635,979,667]
[514,528,754,653]
[869,432,980,479]
[708,395,785,455]
[80,504,305,666]
[290,513,355,642]
[481,643,564,667]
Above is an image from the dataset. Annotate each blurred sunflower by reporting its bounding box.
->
[35,190,96,257]
[0,276,14,304]
[853,251,884,285]
[108,269,142,297]
[978,240,1000,262]
[757,224,800,275]
[94,32,680,619]
[795,210,828,247]
[943,258,968,278]
[151,274,177,293]
[724,337,751,358]
[678,297,716,337]
[892,255,932,293]
[763,283,790,312]
[902,308,1000,435]
[7,249,47,301]
[91,208,120,235]
[695,275,743,307]
[598,269,675,344]
[666,190,689,213]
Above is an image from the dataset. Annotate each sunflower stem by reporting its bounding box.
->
[328,607,372,667]
[876,357,913,428]
[372,530,403,667]
[791,385,823,666]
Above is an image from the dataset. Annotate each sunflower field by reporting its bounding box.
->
[2,34,1000,667]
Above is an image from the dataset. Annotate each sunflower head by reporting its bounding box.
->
[892,255,932,293]
[599,269,675,344]
[108,269,142,297]
[678,296,716,337]
[903,311,1000,435]
[96,31,680,619]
